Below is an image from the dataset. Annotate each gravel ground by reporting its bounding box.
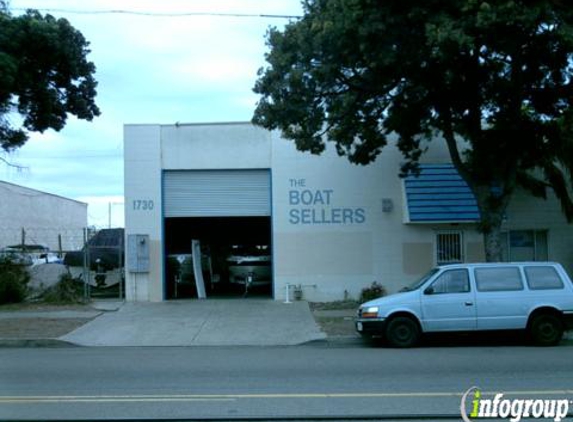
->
[309,301,360,338]
[0,318,94,338]
[0,303,98,339]
[312,315,359,337]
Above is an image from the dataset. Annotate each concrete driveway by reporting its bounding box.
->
[61,299,326,347]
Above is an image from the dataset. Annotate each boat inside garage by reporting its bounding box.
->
[162,169,272,299]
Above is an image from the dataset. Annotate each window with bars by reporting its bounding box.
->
[436,231,464,265]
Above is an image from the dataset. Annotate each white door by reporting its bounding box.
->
[421,269,477,331]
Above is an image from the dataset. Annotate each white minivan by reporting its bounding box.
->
[356,262,573,347]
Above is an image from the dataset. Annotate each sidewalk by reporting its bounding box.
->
[0,299,327,347]
[2,300,570,347]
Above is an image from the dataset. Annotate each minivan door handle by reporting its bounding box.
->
[465,301,474,306]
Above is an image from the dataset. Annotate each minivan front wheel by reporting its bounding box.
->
[529,314,564,346]
[385,316,420,348]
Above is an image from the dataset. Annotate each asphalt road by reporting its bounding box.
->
[1,342,573,421]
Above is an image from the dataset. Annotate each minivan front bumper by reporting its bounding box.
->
[355,318,386,337]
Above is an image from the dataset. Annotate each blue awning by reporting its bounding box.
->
[404,164,480,223]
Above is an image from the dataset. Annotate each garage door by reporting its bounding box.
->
[163,170,271,217]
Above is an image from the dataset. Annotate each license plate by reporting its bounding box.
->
[356,322,363,332]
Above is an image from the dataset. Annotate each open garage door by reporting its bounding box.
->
[164,170,271,217]
[163,170,272,299]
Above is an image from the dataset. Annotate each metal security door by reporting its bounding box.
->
[163,170,271,217]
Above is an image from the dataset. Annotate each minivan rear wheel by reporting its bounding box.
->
[529,314,563,346]
[386,316,420,348]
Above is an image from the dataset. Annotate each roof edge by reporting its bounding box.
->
[0,180,88,206]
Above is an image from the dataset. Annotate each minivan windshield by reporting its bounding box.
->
[400,268,439,292]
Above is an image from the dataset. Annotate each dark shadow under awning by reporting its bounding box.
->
[404,164,480,223]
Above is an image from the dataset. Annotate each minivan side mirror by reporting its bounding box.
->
[424,286,434,295]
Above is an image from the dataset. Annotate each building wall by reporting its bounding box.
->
[124,125,163,302]
[124,123,271,301]
[124,122,573,302]
[0,181,87,251]
[501,189,573,276]
[161,123,271,170]
[270,131,487,301]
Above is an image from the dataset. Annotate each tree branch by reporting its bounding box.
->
[440,106,470,182]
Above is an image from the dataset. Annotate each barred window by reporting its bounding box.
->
[436,231,464,265]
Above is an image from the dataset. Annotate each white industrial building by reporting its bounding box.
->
[123,122,573,302]
[0,181,87,251]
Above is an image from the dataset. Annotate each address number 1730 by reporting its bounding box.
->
[132,200,154,211]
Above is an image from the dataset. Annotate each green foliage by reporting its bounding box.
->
[253,0,573,261]
[359,282,387,304]
[41,273,85,304]
[0,257,30,304]
[0,9,100,150]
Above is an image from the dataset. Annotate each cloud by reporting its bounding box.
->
[5,0,303,226]
[75,195,125,228]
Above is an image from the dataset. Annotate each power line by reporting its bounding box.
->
[23,154,122,159]
[10,7,302,19]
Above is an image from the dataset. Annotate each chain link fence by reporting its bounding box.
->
[0,227,124,300]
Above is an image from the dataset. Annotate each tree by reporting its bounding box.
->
[0,7,100,151]
[252,0,573,261]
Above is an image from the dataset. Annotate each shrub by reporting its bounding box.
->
[0,257,30,304]
[42,273,85,303]
[359,281,387,303]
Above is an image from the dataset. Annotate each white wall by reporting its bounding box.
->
[161,122,271,170]
[124,125,163,301]
[124,122,573,302]
[269,131,573,302]
[269,132,468,301]
[0,181,87,251]
[124,123,272,302]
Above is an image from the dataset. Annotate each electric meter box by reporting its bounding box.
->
[127,234,150,273]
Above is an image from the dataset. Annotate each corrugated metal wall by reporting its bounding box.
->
[163,170,271,217]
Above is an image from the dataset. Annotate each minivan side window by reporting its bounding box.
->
[524,266,564,290]
[427,269,470,294]
[474,267,523,292]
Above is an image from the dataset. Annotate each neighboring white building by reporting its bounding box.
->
[0,181,87,251]
[123,122,573,302]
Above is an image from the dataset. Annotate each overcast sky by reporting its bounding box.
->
[2,0,302,228]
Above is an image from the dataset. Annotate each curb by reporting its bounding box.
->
[0,338,78,348]
[1,338,571,348]
[300,336,364,348]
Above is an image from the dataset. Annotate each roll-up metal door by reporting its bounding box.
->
[163,170,271,217]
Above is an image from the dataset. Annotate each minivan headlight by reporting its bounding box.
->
[360,306,379,318]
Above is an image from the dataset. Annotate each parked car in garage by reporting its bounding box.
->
[356,262,573,347]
